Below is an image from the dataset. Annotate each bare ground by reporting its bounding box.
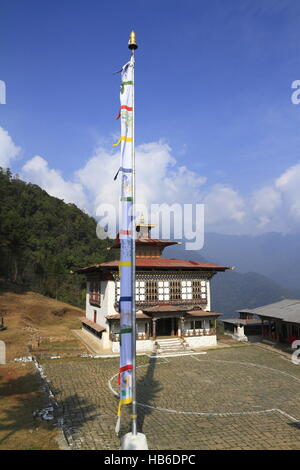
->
[0,289,88,450]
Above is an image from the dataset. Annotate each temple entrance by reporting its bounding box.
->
[156,317,178,337]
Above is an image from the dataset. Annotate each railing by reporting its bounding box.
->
[110,332,150,342]
[183,328,216,337]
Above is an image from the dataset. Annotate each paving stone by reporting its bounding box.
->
[42,346,300,450]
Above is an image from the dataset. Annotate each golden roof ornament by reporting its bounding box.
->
[128,30,138,50]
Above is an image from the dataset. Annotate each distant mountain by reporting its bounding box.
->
[210,270,300,317]
[198,232,300,291]
[164,243,300,317]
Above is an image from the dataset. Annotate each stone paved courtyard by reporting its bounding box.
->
[42,345,300,450]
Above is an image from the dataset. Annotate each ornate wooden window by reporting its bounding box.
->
[192,280,207,301]
[115,276,208,304]
[170,280,182,301]
[116,281,120,302]
[90,281,101,306]
[158,281,170,301]
[145,280,158,302]
[181,280,192,300]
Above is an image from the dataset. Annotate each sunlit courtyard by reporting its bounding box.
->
[42,346,300,450]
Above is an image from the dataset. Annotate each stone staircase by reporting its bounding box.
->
[154,337,192,355]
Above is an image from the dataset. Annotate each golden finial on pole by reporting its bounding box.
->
[128,30,138,50]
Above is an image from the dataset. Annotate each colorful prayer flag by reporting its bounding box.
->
[115,56,134,434]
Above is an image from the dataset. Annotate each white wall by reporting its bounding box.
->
[185,335,217,348]
[86,279,119,333]
[112,339,153,353]
[205,280,211,311]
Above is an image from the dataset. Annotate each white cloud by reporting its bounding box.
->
[19,140,248,235]
[75,147,119,211]
[16,132,300,235]
[0,127,21,168]
[252,186,282,215]
[76,140,207,212]
[21,155,88,209]
[204,184,246,225]
[252,186,282,227]
[275,162,300,220]
[11,121,300,235]
[250,160,300,231]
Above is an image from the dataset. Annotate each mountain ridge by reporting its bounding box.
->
[164,243,300,316]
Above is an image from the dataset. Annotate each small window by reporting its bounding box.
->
[145,280,158,302]
[116,281,120,301]
[136,281,146,301]
[117,280,147,302]
[158,281,170,301]
[192,280,207,301]
[181,280,192,300]
[169,280,181,301]
[90,281,101,306]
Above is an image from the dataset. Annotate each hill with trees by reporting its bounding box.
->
[0,168,113,307]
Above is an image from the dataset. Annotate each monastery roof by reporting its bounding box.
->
[105,311,150,319]
[238,299,300,324]
[186,309,220,317]
[141,304,190,313]
[221,317,261,326]
[140,305,220,316]
[111,237,179,249]
[77,258,230,273]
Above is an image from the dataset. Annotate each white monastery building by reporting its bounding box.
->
[77,220,230,353]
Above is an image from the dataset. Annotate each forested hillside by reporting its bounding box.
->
[0,168,113,307]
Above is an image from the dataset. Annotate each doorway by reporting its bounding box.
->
[156,317,177,336]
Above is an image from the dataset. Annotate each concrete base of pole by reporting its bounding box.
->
[121,432,148,450]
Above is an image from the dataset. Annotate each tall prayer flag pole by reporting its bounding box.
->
[129,29,137,439]
[114,31,148,450]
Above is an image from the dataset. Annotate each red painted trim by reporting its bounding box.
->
[115,105,133,120]
[118,364,133,385]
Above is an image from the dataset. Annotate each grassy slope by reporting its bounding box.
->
[0,288,86,361]
[0,288,87,450]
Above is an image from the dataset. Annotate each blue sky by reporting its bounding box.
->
[1,0,300,234]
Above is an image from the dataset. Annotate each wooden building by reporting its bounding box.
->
[77,221,230,353]
[238,299,300,345]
